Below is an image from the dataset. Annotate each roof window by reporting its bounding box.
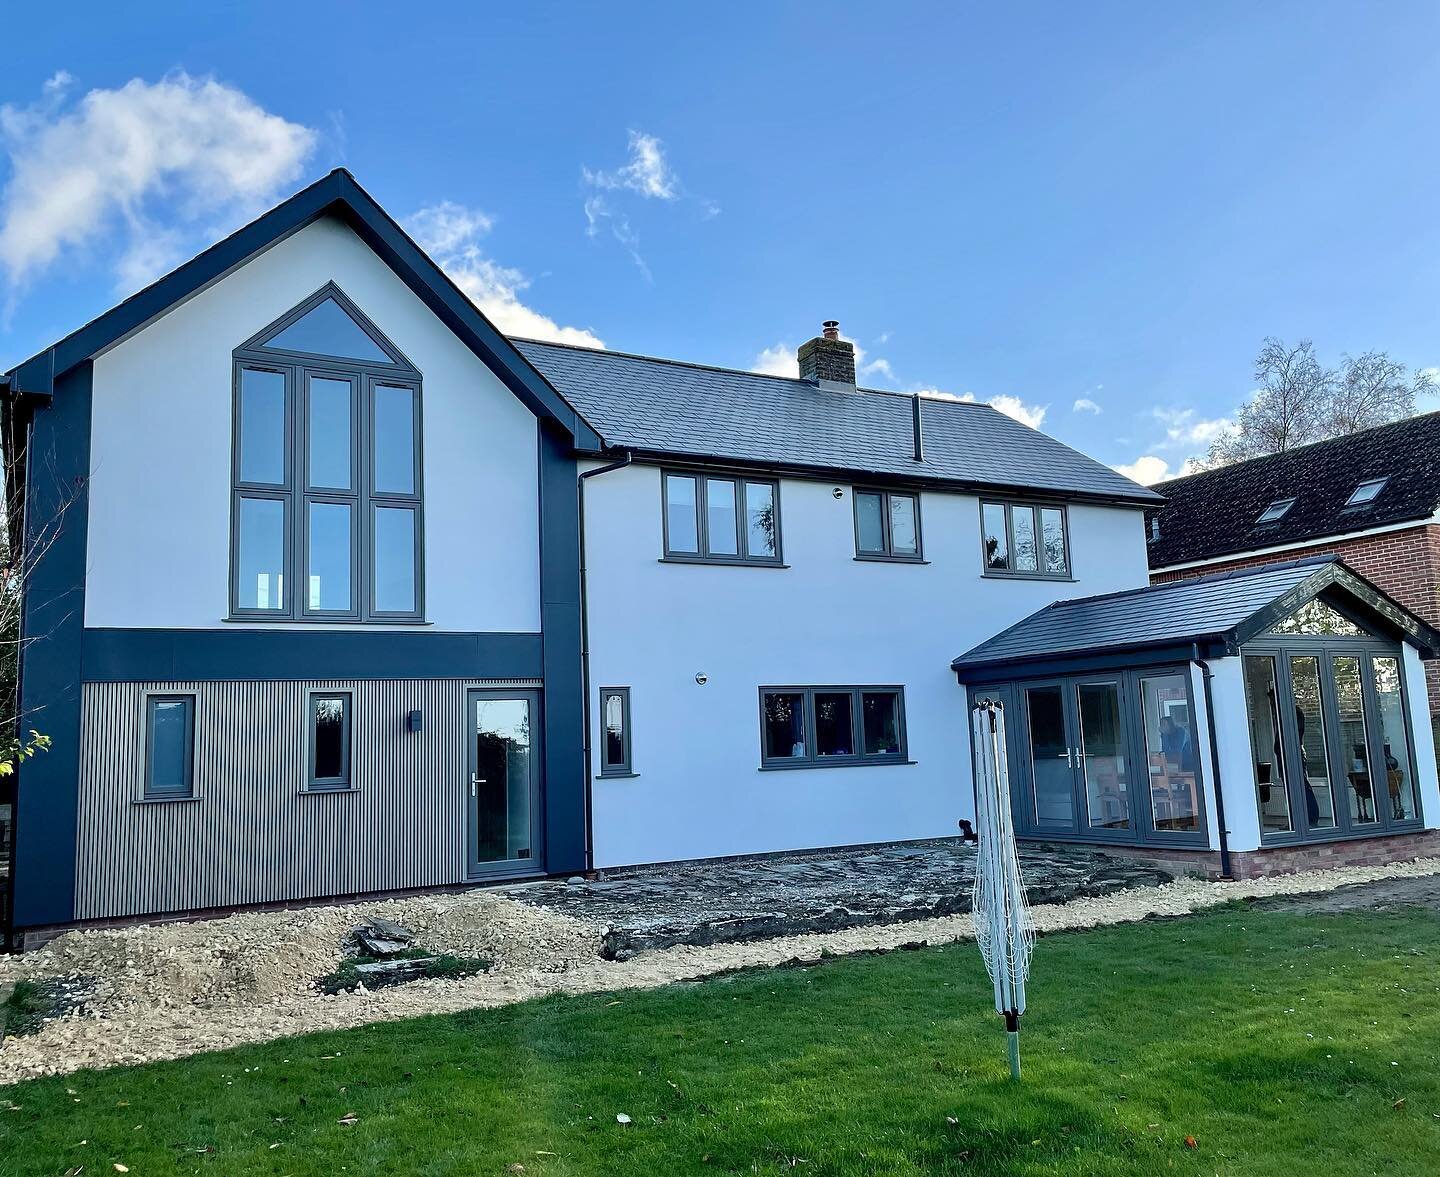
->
[1344,477,1388,508]
[1255,497,1295,524]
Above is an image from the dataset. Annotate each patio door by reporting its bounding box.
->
[466,689,543,877]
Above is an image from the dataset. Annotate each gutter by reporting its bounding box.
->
[1192,644,1233,880]
[576,450,633,871]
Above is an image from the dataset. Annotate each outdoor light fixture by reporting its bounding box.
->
[406,710,424,733]
[832,487,844,499]
[695,672,708,685]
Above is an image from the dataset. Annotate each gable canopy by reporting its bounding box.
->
[952,556,1440,684]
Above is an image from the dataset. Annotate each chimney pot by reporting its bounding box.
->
[822,320,840,340]
[797,320,856,387]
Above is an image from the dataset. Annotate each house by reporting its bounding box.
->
[2,170,1437,944]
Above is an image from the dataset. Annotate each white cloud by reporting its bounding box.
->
[954,391,1048,429]
[1113,453,1204,485]
[582,130,679,200]
[409,200,604,348]
[1153,406,1232,448]
[751,342,798,378]
[1072,397,1102,414]
[0,71,316,294]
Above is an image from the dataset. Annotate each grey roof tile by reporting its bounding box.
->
[515,339,1161,503]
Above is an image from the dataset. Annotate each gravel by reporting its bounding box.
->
[2,856,1438,1084]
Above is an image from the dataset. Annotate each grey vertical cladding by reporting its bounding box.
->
[75,678,539,921]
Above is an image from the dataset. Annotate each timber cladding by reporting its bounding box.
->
[75,678,538,921]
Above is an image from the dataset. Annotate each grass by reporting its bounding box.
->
[1,901,1437,1175]
[316,950,490,996]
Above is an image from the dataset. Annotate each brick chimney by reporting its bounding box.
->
[797,320,856,388]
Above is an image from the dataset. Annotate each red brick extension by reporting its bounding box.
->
[1152,524,1440,874]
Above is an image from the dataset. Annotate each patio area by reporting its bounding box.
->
[500,839,1174,958]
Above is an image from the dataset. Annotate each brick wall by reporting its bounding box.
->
[1152,524,1440,716]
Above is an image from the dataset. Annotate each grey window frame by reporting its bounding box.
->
[1255,497,1295,524]
[598,686,633,777]
[230,283,425,623]
[979,499,1071,579]
[1344,477,1389,508]
[758,685,909,769]
[141,692,196,800]
[853,488,924,562]
[661,469,784,566]
[306,689,354,792]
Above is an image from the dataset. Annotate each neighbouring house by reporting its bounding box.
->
[2,170,1438,944]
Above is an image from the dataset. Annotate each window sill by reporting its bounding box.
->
[980,571,1075,583]
[300,786,360,795]
[597,772,641,780]
[659,557,789,569]
[759,759,917,772]
[134,794,202,805]
[223,616,433,626]
[854,555,930,565]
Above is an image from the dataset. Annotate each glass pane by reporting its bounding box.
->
[603,693,627,769]
[1373,657,1418,822]
[815,692,855,757]
[1244,656,1292,832]
[473,697,532,863]
[1290,657,1336,830]
[373,385,417,495]
[1025,685,1074,826]
[1013,506,1039,573]
[745,482,778,558]
[763,692,807,759]
[308,376,353,490]
[862,692,901,755]
[856,491,885,554]
[889,495,918,556]
[983,503,1009,569]
[266,296,391,363]
[312,697,347,783]
[1078,682,1130,830]
[1268,599,1364,637]
[238,368,286,485]
[1040,507,1067,574]
[665,475,699,554]
[307,501,353,612]
[237,496,286,611]
[706,479,739,556]
[147,700,190,794]
[374,506,417,613]
[1140,674,1199,833]
[1334,656,1376,825]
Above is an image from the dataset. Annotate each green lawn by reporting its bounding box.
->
[2,901,1437,1176]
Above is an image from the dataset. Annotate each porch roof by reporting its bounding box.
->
[951,556,1440,682]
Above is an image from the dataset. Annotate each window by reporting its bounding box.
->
[231,284,423,621]
[1345,477,1388,507]
[143,695,195,799]
[663,471,780,564]
[759,687,907,768]
[307,692,352,791]
[1256,497,1295,524]
[599,687,632,776]
[1267,599,1363,637]
[981,500,1068,577]
[1138,673,1200,834]
[1243,655,1293,833]
[854,490,922,560]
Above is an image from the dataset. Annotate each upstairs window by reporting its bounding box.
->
[981,500,1069,578]
[231,284,423,621]
[662,471,781,565]
[1344,477,1388,508]
[854,489,922,561]
[1256,497,1295,524]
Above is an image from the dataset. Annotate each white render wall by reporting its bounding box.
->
[85,217,541,632]
[1403,643,1440,831]
[584,461,1152,868]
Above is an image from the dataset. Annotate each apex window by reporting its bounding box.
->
[231,284,423,621]
[663,471,781,565]
[981,500,1069,578]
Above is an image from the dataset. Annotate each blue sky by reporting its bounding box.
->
[4,2,1440,481]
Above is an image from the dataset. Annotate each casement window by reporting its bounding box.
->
[759,686,908,768]
[599,687,633,776]
[662,471,781,564]
[307,691,353,791]
[231,284,424,621]
[981,500,1069,578]
[854,489,922,561]
[143,694,195,799]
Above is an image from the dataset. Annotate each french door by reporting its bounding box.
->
[465,689,543,877]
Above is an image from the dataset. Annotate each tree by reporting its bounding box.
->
[1203,338,1431,467]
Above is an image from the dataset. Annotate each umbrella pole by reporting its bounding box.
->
[1004,1010,1021,1081]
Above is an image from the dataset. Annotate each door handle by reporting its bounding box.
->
[471,774,487,796]
[1058,749,1073,769]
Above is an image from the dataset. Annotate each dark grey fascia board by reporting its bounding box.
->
[3,169,604,452]
[952,637,1231,684]
[618,447,1162,509]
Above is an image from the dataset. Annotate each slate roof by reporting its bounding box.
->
[515,339,1161,505]
[949,556,1440,674]
[1147,413,1440,568]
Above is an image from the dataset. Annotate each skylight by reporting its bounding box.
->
[1255,497,1295,524]
[1344,477,1389,508]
